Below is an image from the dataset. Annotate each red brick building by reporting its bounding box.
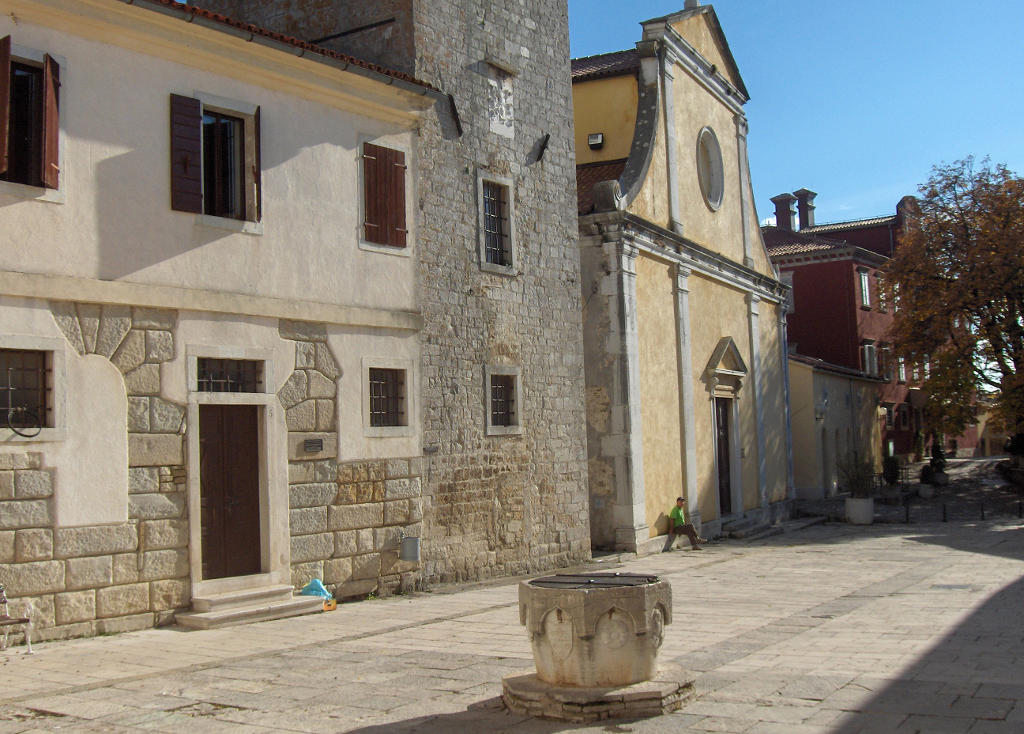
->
[765,190,979,460]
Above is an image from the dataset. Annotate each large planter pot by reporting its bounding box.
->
[518,573,671,687]
[845,497,874,525]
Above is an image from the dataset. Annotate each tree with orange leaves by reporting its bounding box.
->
[888,157,1024,456]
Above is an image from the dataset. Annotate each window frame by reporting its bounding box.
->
[358,137,411,256]
[361,357,415,438]
[485,364,522,436]
[897,356,907,384]
[861,340,878,377]
[170,91,262,234]
[477,171,516,275]
[0,38,65,204]
[898,404,911,431]
[0,335,66,443]
[696,126,724,212]
[857,267,871,309]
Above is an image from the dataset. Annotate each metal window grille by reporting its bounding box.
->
[490,374,516,427]
[197,358,262,393]
[369,368,405,427]
[482,180,510,266]
[0,349,49,428]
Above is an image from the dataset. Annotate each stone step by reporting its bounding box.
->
[190,584,296,613]
[176,594,323,631]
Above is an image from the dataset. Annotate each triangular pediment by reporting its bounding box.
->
[705,337,747,396]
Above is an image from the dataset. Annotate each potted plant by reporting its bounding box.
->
[839,453,876,525]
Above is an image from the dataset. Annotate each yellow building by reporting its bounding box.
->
[574,3,792,551]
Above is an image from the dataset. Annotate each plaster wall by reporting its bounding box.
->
[669,16,742,92]
[572,76,638,166]
[758,302,788,503]
[788,359,819,493]
[635,254,683,537]
[0,299,129,528]
[0,13,418,314]
[627,102,671,227]
[687,273,756,520]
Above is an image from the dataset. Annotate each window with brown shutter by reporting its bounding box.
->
[0,37,60,190]
[362,142,406,248]
[170,93,261,222]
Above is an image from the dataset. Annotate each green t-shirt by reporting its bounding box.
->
[670,504,686,523]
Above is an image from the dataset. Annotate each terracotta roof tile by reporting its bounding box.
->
[576,158,628,215]
[144,1,438,92]
[571,50,639,82]
[762,225,848,257]
[802,215,896,233]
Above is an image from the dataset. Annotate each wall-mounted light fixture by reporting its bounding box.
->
[588,133,604,150]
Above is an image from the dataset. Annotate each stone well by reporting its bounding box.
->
[502,573,693,722]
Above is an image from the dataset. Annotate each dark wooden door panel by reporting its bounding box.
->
[199,404,261,580]
[715,397,732,516]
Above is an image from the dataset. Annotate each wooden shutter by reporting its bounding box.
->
[41,54,59,189]
[169,94,202,213]
[362,142,406,247]
[0,36,10,177]
[252,105,261,221]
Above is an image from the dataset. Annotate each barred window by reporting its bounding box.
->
[369,368,405,427]
[482,180,510,266]
[197,358,262,393]
[0,349,48,430]
[490,373,515,427]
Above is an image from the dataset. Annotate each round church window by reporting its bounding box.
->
[696,126,724,211]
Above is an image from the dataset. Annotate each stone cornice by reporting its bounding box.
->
[0,269,422,332]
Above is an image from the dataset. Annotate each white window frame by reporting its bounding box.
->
[0,335,67,442]
[362,356,415,438]
[897,356,907,383]
[861,341,878,377]
[0,43,66,205]
[477,171,517,276]
[193,91,262,235]
[485,364,522,436]
[858,267,871,309]
[357,136,413,257]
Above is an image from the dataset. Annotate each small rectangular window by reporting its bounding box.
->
[482,180,511,266]
[858,268,871,309]
[898,404,911,431]
[202,110,245,220]
[1,37,60,190]
[485,365,521,435]
[884,404,895,430]
[490,373,516,427]
[0,349,49,431]
[861,341,878,377]
[897,357,907,383]
[369,368,405,427]
[197,358,262,393]
[876,273,887,312]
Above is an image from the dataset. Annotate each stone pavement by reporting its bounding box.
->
[2,516,1024,732]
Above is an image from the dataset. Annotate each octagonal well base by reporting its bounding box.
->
[502,664,694,723]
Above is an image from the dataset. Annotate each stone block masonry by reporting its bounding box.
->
[412,0,592,582]
[0,304,191,643]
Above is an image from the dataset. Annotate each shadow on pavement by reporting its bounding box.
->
[824,575,1024,732]
[340,695,653,733]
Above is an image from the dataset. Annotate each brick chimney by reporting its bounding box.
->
[685,0,700,8]
[770,193,797,232]
[793,188,817,229]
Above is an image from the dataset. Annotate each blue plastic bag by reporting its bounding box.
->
[299,578,332,600]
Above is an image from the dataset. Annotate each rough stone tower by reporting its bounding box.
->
[200,0,591,583]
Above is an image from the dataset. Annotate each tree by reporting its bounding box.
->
[888,157,1024,453]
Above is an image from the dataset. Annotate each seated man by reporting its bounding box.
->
[668,497,707,550]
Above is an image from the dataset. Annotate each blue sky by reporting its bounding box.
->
[568,1,1024,225]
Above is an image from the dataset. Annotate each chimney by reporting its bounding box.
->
[793,188,817,229]
[770,193,797,232]
[684,0,700,8]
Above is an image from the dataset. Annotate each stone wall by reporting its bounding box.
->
[412,0,591,582]
[0,304,188,642]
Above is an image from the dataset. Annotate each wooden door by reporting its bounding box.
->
[715,397,732,516]
[199,404,261,580]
